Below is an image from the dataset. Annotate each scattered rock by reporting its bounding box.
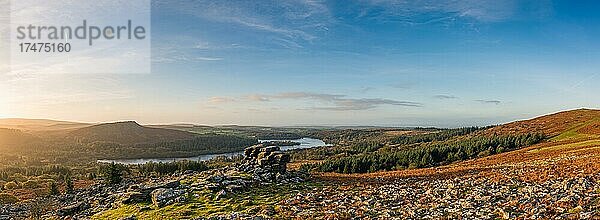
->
[151,188,186,207]
[121,192,147,204]
[57,202,88,216]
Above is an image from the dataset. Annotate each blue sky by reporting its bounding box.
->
[1,0,599,126]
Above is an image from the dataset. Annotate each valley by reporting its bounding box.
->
[0,109,598,219]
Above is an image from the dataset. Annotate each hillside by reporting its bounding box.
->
[67,121,197,145]
[304,109,600,219]
[0,128,40,148]
[0,118,91,132]
[1,110,600,219]
[483,108,600,137]
[81,109,600,219]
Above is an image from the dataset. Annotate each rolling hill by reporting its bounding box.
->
[0,128,40,148]
[0,118,91,132]
[483,108,600,137]
[67,121,198,145]
[321,108,600,182]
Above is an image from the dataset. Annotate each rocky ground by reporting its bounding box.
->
[208,136,600,219]
[2,140,600,219]
[0,144,306,219]
[275,173,600,219]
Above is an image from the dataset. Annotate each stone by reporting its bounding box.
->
[121,192,147,204]
[226,184,244,192]
[206,183,220,191]
[207,175,224,183]
[150,188,186,207]
[215,189,227,200]
[137,180,181,197]
[57,202,88,216]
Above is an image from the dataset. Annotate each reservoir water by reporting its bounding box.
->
[97,137,329,165]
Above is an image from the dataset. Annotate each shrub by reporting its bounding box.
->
[33,188,48,197]
[9,173,27,182]
[4,181,19,190]
[39,179,56,187]
[87,172,96,180]
[64,175,74,193]
[22,180,40,189]
[0,193,18,204]
[49,182,59,196]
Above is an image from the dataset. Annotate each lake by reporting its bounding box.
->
[97,137,330,165]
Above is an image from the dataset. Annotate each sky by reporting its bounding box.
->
[0,0,599,127]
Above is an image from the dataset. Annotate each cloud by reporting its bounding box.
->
[312,98,422,111]
[152,44,224,63]
[245,94,270,102]
[153,0,333,48]
[475,99,501,105]
[433,94,458,99]
[356,0,552,24]
[205,92,421,111]
[195,56,224,61]
[208,96,236,104]
[272,92,344,101]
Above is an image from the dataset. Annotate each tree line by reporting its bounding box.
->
[390,127,483,145]
[313,133,545,174]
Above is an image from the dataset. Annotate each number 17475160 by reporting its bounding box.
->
[19,43,71,53]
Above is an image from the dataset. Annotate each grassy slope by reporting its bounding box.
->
[93,181,321,219]
[551,117,600,141]
[484,109,600,137]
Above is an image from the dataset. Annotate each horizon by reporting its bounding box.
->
[1,107,597,128]
[1,1,599,126]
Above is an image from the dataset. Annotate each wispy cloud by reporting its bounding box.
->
[273,92,423,110]
[433,94,458,99]
[210,92,422,111]
[193,41,243,50]
[272,92,344,101]
[152,43,224,63]
[355,0,552,24]
[475,99,501,105]
[195,56,224,61]
[153,0,333,48]
[208,96,236,104]
[312,98,422,111]
[245,94,271,102]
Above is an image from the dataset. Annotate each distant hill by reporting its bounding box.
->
[0,128,40,148]
[0,118,91,132]
[484,109,600,137]
[68,121,197,145]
